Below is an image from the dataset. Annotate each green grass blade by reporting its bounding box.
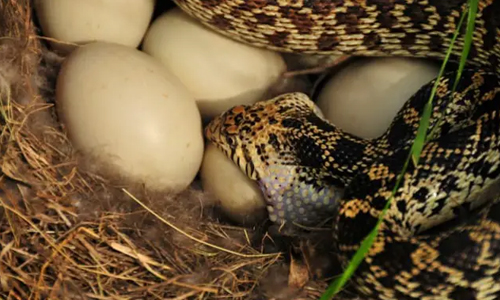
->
[410,101,433,166]
[320,155,411,299]
[319,228,377,299]
[452,0,478,92]
[411,7,470,165]
[319,1,478,299]
[426,1,477,142]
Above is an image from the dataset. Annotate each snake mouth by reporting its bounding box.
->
[204,118,222,144]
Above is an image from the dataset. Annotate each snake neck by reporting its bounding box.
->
[287,113,381,187]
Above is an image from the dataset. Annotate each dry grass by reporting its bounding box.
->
[0,1,364,299]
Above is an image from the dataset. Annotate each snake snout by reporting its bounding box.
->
[204,105,252,160]
[205,105,247,139]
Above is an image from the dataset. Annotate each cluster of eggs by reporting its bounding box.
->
[35,0,440,225]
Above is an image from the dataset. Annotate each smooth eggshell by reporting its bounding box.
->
[34,0,155,54]
[142,8,287,120]
[56,41,203,192]
[200,143,267,225]
[316,57,440,139]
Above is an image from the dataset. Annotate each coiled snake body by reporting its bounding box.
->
[173,1,500,299]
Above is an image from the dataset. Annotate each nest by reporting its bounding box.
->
[0,1,362,299]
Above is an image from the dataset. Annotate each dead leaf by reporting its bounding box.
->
[288,256,309,290]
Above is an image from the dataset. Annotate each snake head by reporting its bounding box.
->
[205,93,342,227]
[204,92,319,180]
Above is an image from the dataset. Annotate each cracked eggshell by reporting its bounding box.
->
[201,143,267,225]
[142,8,287,120]
[56,41,203,192]
[316,57,440,139]
[34,0,156,54]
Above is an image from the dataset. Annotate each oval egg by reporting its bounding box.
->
[200,143,267,225]
[34,0,156,54]
[142,8,287,120]
[56,41,204,193]
[316,57,440,139]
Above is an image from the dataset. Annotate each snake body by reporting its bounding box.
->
[173,1,500,299]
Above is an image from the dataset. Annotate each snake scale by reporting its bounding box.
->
[172,1,500,299]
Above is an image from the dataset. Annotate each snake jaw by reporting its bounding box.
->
[204,93,346,226]
[257,164,344,227]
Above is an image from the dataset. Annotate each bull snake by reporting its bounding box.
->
[173,1,500,299]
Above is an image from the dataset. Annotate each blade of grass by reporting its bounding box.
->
[411,6,470,165]
[320,1,478,299]
[426,0,478,142]
[452,0,478,93]
[320,155,411,299]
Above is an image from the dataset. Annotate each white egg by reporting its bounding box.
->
[200,144,267,225]
[142,8,287,120]
[34,0,155,54]
[316,57,440,139]
[56,41,204,193]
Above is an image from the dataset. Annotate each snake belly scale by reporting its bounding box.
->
[173,1,500,299]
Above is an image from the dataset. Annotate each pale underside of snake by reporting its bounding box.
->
[173,1,500,299]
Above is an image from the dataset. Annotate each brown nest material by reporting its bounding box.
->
[0,1,364,300]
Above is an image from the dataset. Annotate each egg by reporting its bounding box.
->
[316,57,440,139]
[142,8,287,120]
[56,41,203,193]
[34,0,156,54]
[200,144,267,225]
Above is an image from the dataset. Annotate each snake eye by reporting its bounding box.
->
[234,113,244,124]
